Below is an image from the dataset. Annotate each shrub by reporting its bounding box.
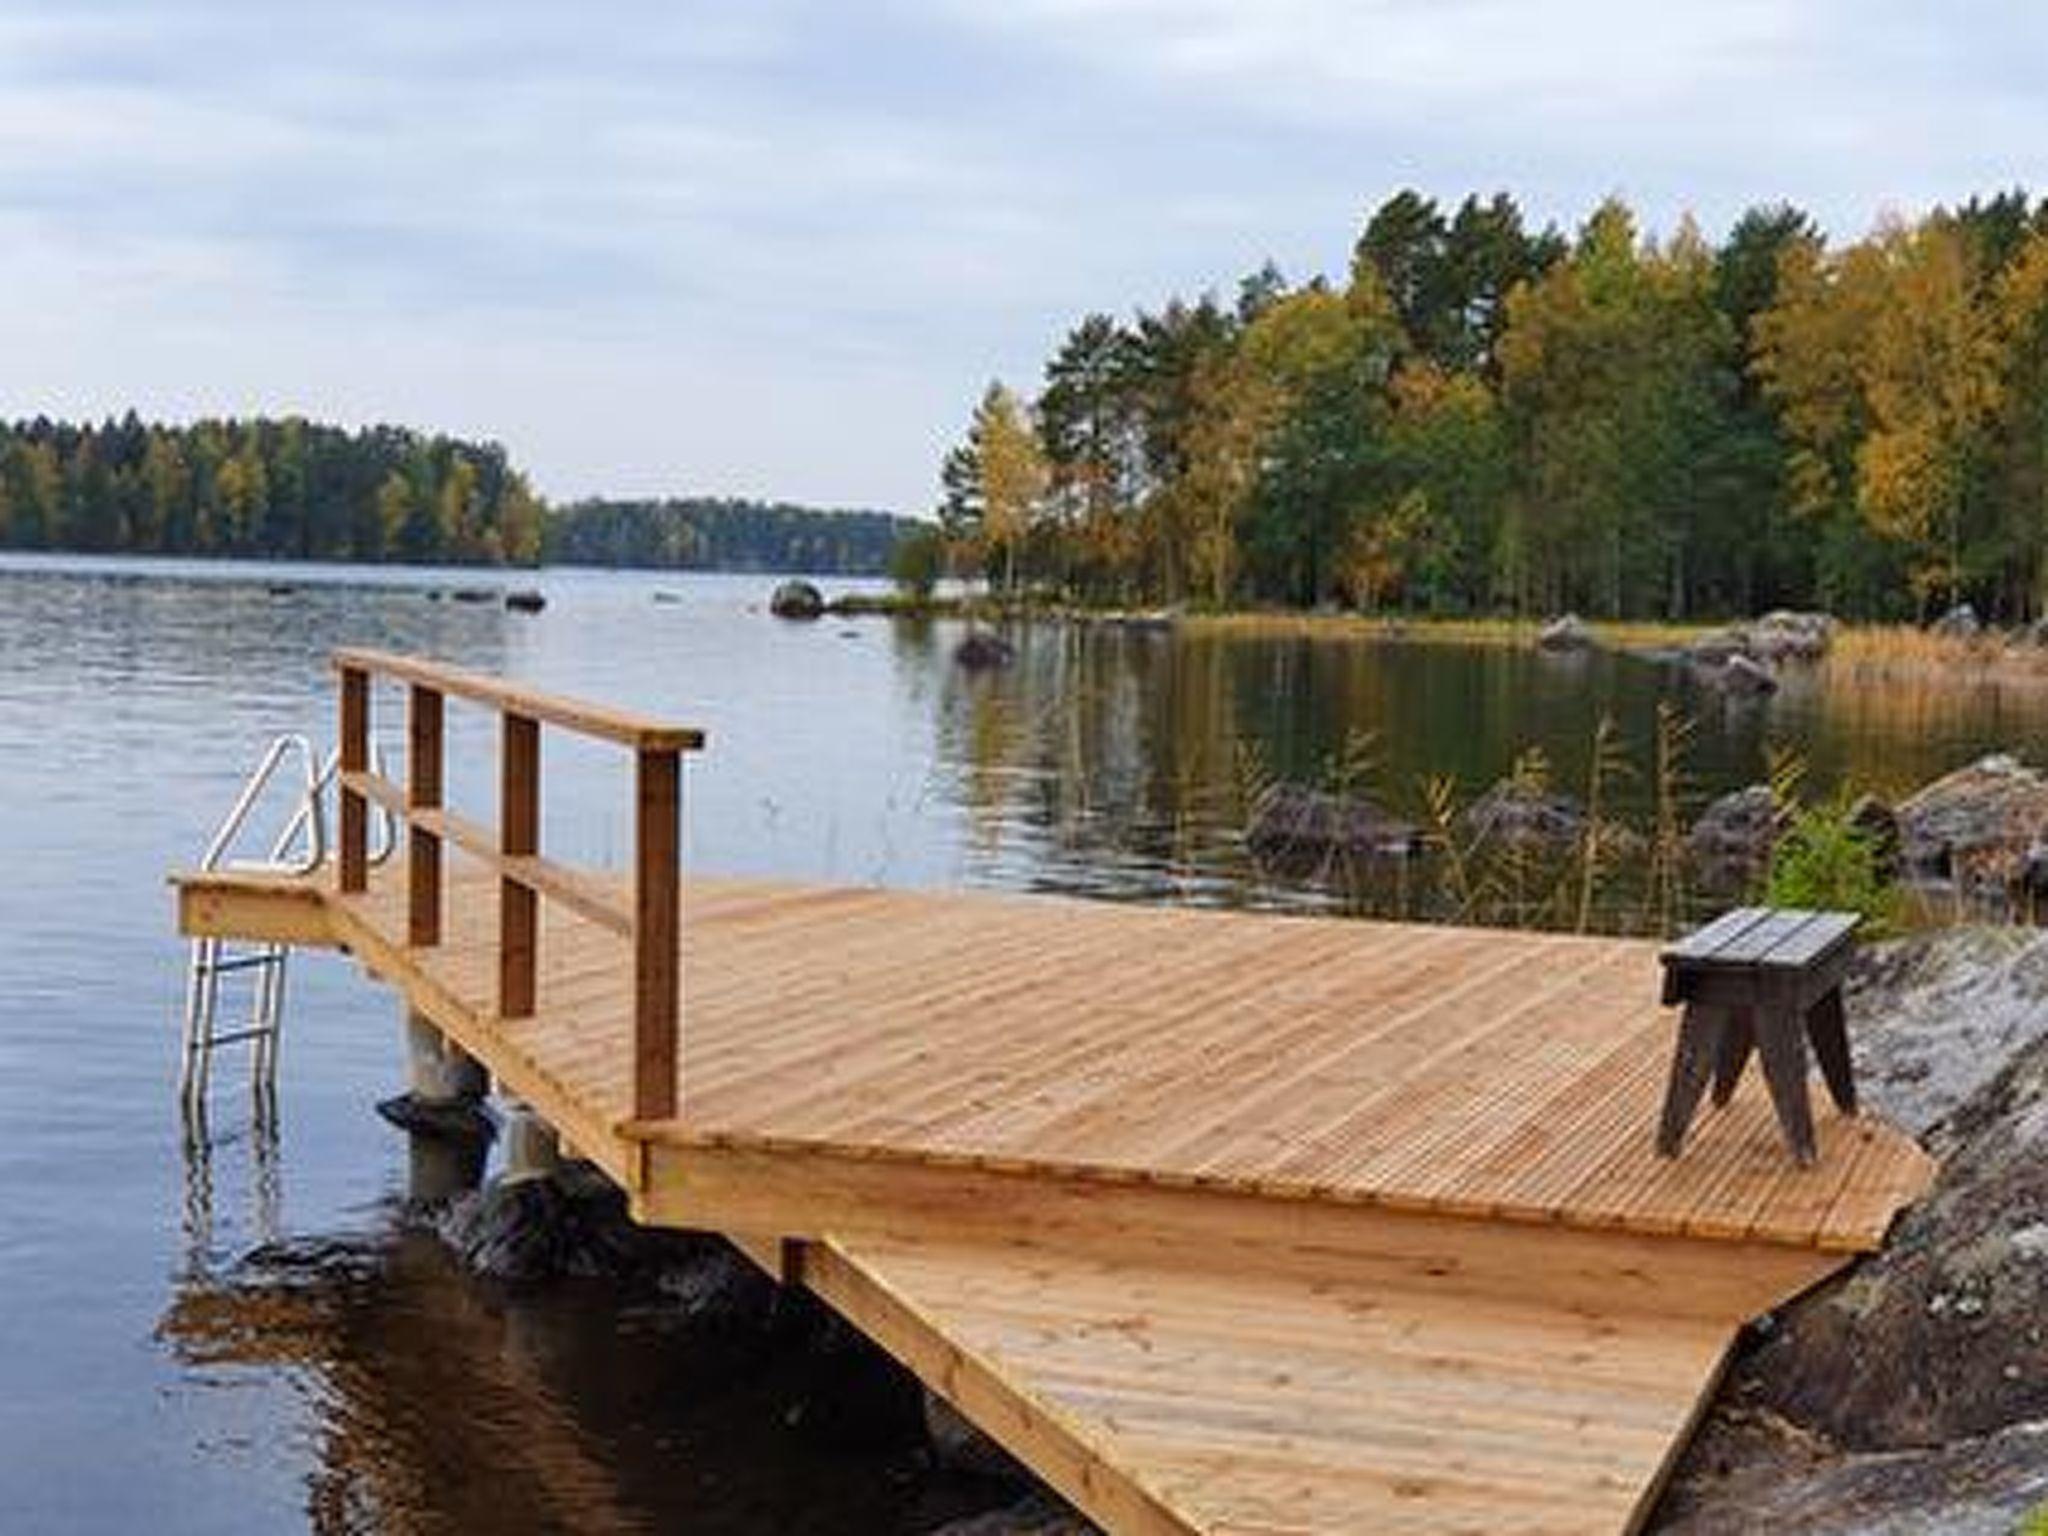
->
[889,524,946,598]
[1766,793,1901,934]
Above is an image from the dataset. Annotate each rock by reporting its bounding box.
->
[769,579,826,620]
[1458,779,1586,848]
[503,588,546,613]
[1749,610,1834,663]
[1687,785,1779,892]
[1896,754,2048,892]
[651,590,682,604]
[954,631,1016,670]
[924,1390,1030,1482]
[1847,794,1902,883]
[375,1090,496,1145]
[266,582,299,597]
[1246,783,1423,866]
[1722,1021,2048,1451]
[1931,601,1981,638]
[437,1161,743,1285]
[1685,627,1754,666]
[450,587,497,604]
[924,1493,1096,1536]
[1652,926,2048,1531]
[1536,613,1596,652]
[1713,653,1780,697]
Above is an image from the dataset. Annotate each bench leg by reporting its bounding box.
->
[1805,988,1857,1115]
[1710,1007,1755,1109]
[1754,1011,1818,1166]
[1657,1004,1721,1157]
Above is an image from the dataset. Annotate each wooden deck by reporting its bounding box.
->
[172,652,1936,1535]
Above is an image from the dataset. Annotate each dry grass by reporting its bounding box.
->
[1821,625,2048,687]
[1179,612,1719,649]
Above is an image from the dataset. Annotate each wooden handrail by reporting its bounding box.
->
[334,652,703,1122]
[333,647,705,753]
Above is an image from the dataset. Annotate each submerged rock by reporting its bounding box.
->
[1536,613,1596,652]
[1246,783,1422,865]
[954,631,1016,670]
[769,579,826,620]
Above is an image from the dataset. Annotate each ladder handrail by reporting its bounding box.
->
[203,734,396,876]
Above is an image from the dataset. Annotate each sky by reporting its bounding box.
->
[0,1,2044,514]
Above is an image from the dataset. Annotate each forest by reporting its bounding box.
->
[543,498,917,575]
[0,414,544,565]
[934,189,2048,622]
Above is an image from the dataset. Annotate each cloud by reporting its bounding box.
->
[0,1,2045,510]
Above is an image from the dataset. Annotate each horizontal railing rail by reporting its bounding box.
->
[332,648,704,1120]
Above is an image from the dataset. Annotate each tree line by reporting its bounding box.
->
[0,414,544,564]
[934,189,2048,622]
[543,498,918,575]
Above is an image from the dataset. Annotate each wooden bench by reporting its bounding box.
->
[1656,907,1860,1165]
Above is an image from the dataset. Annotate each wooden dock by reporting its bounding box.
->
[174,651,1936,1535]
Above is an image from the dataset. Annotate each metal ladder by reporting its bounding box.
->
[180,733,393,1125]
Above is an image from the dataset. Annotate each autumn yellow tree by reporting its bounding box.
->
[971,383,1047,593]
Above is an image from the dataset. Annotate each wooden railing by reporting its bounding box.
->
[332,648,706,1120]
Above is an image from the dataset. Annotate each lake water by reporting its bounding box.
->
[2,553,2042,1532]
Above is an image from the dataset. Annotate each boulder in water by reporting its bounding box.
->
[1246,783,1423,865]
[1749,610,1834,663]
[954,631,1015,670]
[769,579,826,620]
[1458,779,1587,848]
[504,588,546,613]
[1537,613,1596,652]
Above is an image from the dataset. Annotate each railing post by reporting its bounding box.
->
[338,664,369,893]
[633,746,681,1120]
[500,713,539,1017]
[407,684,443,947]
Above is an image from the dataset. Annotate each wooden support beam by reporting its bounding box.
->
[338,664,369,893]
[407,684,444,947]
[500,712,539,1018]
[634,747,681,1121]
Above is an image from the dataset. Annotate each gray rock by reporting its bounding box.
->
[1931,602,1981,638]
[1536,613,1596,652]
[1686,627,1755,666]
[769,579,826,620]
[1687,784,1779,892]
[1653,926,2048,1531]
[1458,779,1587,848]
[925,1391,1030,1482]
[924,1492,1096,1536]
[1715,653,1780,697]
[1246,783,1423,866]
[954,631,1016,670]
[1897,753,2048,891]
[1750,610,1834,663]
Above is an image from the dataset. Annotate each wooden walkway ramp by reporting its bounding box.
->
[174,651,1936,1535]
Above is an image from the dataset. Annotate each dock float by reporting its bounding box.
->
[174,650,1935,1534]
